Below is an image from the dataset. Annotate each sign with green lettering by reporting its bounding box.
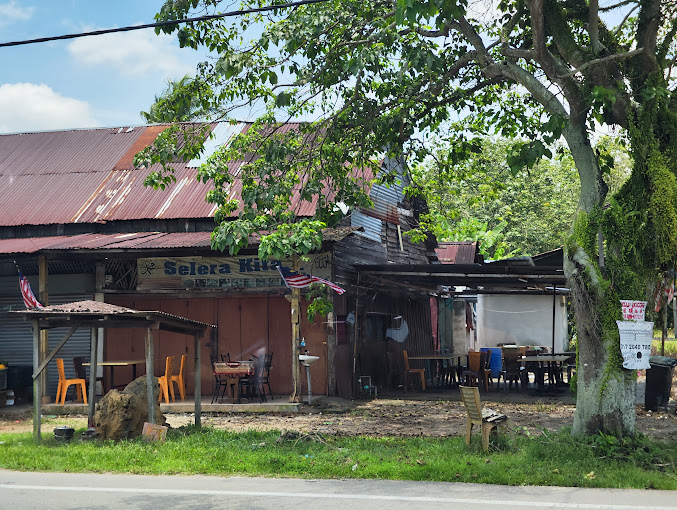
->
[136,253,332,290]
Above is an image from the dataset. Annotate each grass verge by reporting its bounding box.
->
[1,426,676,489]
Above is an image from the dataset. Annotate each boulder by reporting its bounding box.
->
[93,376,166,441]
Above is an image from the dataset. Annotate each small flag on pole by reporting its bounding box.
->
[18,269,44,309]
[277,265,345,295]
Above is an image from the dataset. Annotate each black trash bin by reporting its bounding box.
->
[644,356,677,411]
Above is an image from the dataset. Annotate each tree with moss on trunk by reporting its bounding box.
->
[137,0,677,435]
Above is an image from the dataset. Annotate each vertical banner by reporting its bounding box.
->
[616,320,653,370]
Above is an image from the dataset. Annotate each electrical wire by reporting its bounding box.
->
[0,0,331,48]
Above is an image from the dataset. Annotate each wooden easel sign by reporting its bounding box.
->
[142,422,168,442]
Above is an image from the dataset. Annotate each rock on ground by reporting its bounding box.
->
[93,376,166,441]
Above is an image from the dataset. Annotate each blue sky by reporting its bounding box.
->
[0,1,208,134]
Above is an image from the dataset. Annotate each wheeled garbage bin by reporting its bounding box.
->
[644,356,677,411]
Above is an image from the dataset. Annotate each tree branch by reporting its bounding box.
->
[558,48,645,78]
[589,0,600,55]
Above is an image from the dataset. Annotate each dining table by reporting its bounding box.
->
[83,359,145,390]
[407,353,467,388]
[213,361,254,403]
[520,354,570,389]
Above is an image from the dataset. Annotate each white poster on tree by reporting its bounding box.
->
[616,320,653,370]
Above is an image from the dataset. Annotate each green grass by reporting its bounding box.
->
[652,338,677,357]
[1,426,676,489]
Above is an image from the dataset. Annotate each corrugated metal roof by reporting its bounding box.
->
[0,227,357,255]
[435,242,481,264]
[0,122,395,229]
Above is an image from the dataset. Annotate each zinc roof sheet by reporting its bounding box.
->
[435,242,481,264]
[0,122,381,228]
[0,227,356,255]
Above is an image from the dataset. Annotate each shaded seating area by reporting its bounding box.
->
[13,300,213,443]
[459,385,513,452]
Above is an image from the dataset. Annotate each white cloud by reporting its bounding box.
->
[67,29,195,77]
[0,1,34,24]
[0,83,98,134]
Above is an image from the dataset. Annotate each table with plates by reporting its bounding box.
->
[213,361,254,402]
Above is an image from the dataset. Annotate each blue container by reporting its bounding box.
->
[480,348,502,378]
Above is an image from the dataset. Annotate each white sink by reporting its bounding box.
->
[299,354,320,366]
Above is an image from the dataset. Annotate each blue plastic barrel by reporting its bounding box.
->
[480,348,502,378]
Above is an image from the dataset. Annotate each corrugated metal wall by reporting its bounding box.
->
[0,292,93,400]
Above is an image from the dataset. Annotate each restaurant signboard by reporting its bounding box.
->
[137,253,332,290]
[620,300,647,321]
[616,320,653,370]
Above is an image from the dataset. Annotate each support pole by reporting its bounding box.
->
[88,327,98,428]
[290,285,301,403]
[145,328,156,424]
[289,256,301,403]
[39,255,49,402]
[552,284,557,353]
[32,320,42,443]
[194,333,202,427]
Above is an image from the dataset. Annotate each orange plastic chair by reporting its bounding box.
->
[158,356,176,403]
[402,350,426,391]
[170,354,186,401]
[55,358,87,405]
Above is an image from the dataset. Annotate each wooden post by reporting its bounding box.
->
[32,319,42,443]
[290,255,301,402]
[38,255,49,402]
[88,327,98,428]
[326,311,336,396]
[193,333,201,427]
[95,262,106,393]
[145,328,156,424]
[290,286,301,402]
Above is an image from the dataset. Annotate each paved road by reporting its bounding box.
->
[0,470,674,510]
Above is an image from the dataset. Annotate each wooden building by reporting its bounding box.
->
[0,123,436,401]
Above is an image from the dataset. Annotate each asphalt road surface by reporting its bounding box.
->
[0,470,674,510]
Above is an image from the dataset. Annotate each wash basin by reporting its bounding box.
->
[299,354,320,366]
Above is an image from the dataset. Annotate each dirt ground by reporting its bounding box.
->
[2,386,676,441]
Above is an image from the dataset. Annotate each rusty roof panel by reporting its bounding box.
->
[435,242,481,264]
[0,227,356,256]
[0,123,378,227]
[0,127,147,177]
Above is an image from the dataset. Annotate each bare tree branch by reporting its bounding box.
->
[558,48,645,78]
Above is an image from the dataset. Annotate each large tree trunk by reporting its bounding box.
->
[563,122,637,436]
[565,249,637,436]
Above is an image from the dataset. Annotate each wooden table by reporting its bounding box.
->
[407,354,467,388]
[84,359,145,390]
[213,361,254,402]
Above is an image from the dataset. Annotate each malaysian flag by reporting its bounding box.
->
[18,270,44,309]
[278,265,345,295]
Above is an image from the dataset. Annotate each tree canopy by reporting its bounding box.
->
[142,0,677,435]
